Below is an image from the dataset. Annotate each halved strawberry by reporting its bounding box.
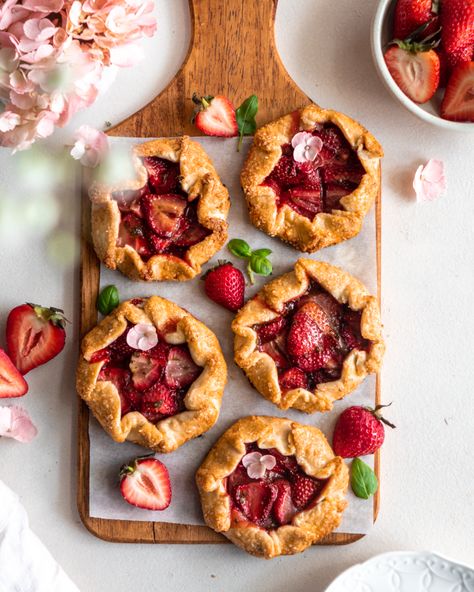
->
[192,94,238,137]
[269,155,302,187]
[279,367,308,391]
[143,157,180,194]
[296,162,322,189]
[286,302,326,358]
[0,348,28,398]
[440,62,474,122]
[120,456,171,510]
[384,42,440,103]
[142,193,187,237]
[273,479,296,526]
[6,304,67,375]
[315,127,349,164]
[140,383,179,422]
[129,344,168,391]
[117,214,151,257]
[254,316,287,344]
[234,482,277,524]
[291,474,326,510]
[164,347,201,389]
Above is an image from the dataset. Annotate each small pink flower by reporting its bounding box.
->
[291,131,323,164]
[0,111,21,132]
[126,323,158,351]
[413,159,446,202]
[0,406,38,443]
[242,452,276,479]
[70,125,109,167]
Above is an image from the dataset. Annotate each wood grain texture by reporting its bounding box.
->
[78,0,382,546]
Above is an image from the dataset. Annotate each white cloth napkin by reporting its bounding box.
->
[0,480,79,592]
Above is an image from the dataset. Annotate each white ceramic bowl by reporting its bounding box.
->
[325,551,474,592]
[371,0,474,132]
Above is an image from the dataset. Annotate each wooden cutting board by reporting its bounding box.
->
[78,0,381,544]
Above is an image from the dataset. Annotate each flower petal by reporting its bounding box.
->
[247,462,266,479]
[260,454,276,470]
[0,406,37,443]
[293,143,308,163]
[126,323,158,351]
[413,160,446,202]
[422,158,446,186]
[291,131,312,148]
[242,452,261,468]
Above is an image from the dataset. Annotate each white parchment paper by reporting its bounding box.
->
[88,137,379,535]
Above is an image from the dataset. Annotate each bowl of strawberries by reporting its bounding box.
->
[371,0,474,130]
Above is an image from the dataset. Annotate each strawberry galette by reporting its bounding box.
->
[232,259,384,413]
[76,297,227,452]
[196,416,348,558]
[241,103,383,252]
[90,137,230,281]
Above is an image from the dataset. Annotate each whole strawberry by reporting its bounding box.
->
[440,0,474,70]
[332,405,395,458]
[203,262,245,312]
[393,0,440,40]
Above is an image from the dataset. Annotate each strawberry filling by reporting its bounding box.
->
[226,443,328,530]
[253,283,370,392]
[113,157,211,261]
[261,124,365,219]
[93,324,202,422]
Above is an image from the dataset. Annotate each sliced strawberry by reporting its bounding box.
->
[322,163,364,185]
[324,183,352,210]
[340,310,369,351]
[260,340,289,369]
[273,479,297,526]
[234,482,277,525]
[117,214,151,257]
[384,44,440,103]
[129,344,168,391]
[140,383,179,422]
[315,126,349,164]
[6,303,67,375]
[146,231,172,254]
[97,366,128,388]
[284,187,323,217]
[296,161,322,189]
[164,347,201,389]
[173,221,209,247]
[268,155,303,187]
[143,157,180,194]
[120,457,171,510]
[267,448,300,475]
[254,316,286,344]
[440,62,474,122]
[108,330,135,362]
[0,348,28,398]
[193,94,238,137]
[142,193,187,237]
[226,464,252,494]
[292,475,326,510]
[279,367,308,391]
[89,348,111,364]
[113,187,147,214]
[286,302,326,357]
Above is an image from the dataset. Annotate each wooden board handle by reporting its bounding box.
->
[109,0,309,138]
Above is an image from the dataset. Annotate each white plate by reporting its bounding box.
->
[325,551,474,592]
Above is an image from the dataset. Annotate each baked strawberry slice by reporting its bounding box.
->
[291,475,326,510]
[143,157,180,194]
[266,447,299,476]
[89,348,111,364]
[142,193,187,237]
[192,94,238,137]
[6,303,67,375]
[279,367,308,391]
[269,155,303,187]
[254,316,287,344]
[324,183,352,210]
[164,347,201,389]
[322,163,364,185]
[296,162,322,189]
[173,222,209,247]
[108,330,135,362]
[117,214,151,257]
[273,479,297,526]
[340,310,369,351]
[315,126,349,164]
[286,302,326,358]
[260,339,289,369]
[234,482,278,525]
[146,231,172,254]
[286,186,323,216]
[440,62,474,122]
[97,366,129,389]
[140,383,179,422]
[226,464,252,494]
[0,348,28,398]
[120,456,171,510]
[113,188,147,214]
[129,344,168,391]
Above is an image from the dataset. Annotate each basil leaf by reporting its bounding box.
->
[236,94,258,151]
[228,238,252,259]
[252,248,272,257]
[97,285,119,316]
[250,254,272,277]
[351,458,378,499]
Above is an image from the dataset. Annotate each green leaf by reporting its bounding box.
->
[97,285,119,316]
[250,254,272,277]
[351,458,378,499]
[252,248,272,257]
[236,94,258,151]
[228,238,252,259]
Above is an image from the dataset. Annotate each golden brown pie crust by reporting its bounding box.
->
[90,137,230,281]
[232,259,384,413]
[241,103,383,252]
[76,297,227,452]
[196,416,349,558]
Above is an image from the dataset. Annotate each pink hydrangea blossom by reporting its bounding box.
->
[0,406,37,443]
[413,159,446,202]
[242,452,276,479]
[126,323,158,351]
[70,124,108,166]
[291,131,323,164]
[0,0,157,151]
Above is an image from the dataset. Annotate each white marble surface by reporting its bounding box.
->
[0,1,473,591]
